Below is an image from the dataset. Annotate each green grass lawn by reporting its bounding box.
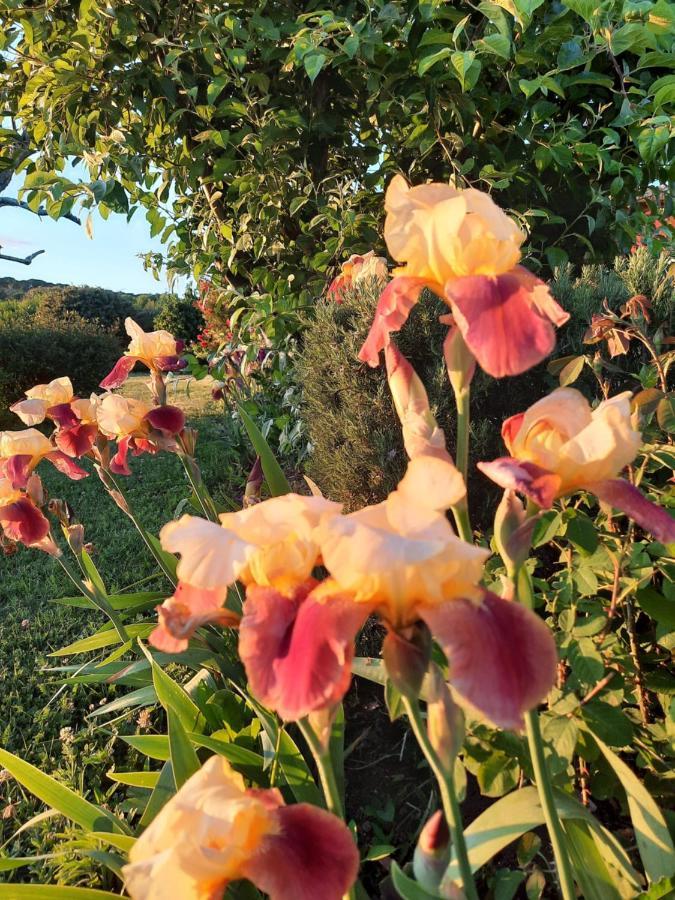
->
[0,376,250,875]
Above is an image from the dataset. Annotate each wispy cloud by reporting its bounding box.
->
[0,235,33,248]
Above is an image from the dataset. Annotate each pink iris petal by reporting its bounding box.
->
[477,457,561,509]
[239,582,368,721]
[150,583,238,653]
[145,405,186,436]
[586,478,675,545]
[110,435,133,475]
[55,423,98,459]
[46,403,79,428]
[445,268,569,378]
[421,591,557,730]
[243,803,359,900]
[5,454,33,489]
[501,412,525,450]
[0,497,50,546]
[358,277,430,367]
[155,355,187,373]
[99,355,139,389]
[45,451,88,481]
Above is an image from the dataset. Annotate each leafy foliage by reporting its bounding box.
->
[1,0,673,333]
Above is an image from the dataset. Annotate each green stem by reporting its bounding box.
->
[298,719,344,818]
[178,452,219,523]
[102,469,177,588]
[56,554,129,643]
[451,385,473,542]
[516,567,576,900]
[298,720,357,900]
[402,695,478,900]
[524,710,576,900]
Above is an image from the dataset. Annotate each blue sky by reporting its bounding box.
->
[0,168,176,294]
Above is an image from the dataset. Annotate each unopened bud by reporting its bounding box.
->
[109,490,130,514]
[494,490,536,574]
[442,321,475,396]
[243,456,263,507]
[180,426,198,457]
[413,811,451,892]
[427,665,465,770]
[383,621,431,699]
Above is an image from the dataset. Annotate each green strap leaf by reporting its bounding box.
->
[390,861,439,899]
[237,404,290,496]
[168,710,201,789]
[588,728,675,882]
[0,748,128,836]
[141,642,205,734]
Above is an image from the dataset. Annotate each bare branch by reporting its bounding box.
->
[0,197,81,224]
[0,248,46,265]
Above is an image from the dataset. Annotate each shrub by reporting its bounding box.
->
[298,279,545,516]
[154,290,204,344]
[0,322,121,426]
[27,285,155,340]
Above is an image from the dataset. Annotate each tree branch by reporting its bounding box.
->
[0,197,80,224]
[0,248,46,265]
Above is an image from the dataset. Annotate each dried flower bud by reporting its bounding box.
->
[243,456,263,508]
[66,523,85,554]
[427,665,465,770]
[413,811,451,893]
[383,621,431,699]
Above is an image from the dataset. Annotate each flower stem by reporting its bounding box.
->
[298,719,344,818]
[401,695,478,900]
[98,467,177,588]
[516,567,576,900]
[524,710,576,900]
[178,451,220,523]
[451,385,473,542]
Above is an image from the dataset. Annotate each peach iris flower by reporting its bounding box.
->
[96,394,185,475]
[359,175,569,378]
[100,318,186,389]
[11,378,101,458]
[122,755,358,900]
[479,388,675,544]
[151,495,343,680]
[0,427,87,488]
[327,250,389,302]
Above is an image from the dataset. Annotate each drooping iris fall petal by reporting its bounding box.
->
[239,581,367,721]
[146,405,186,436]
[0,497,50,546]
[477,457,561,509]
[110,435,133,476]
[99,355,140,390]
[45,451,88,480]
[421,591,557,730]
[150,583,238,653]
[241,802,360,900]
[359,276,430,366]
[55,423,98,458]
[445,268,569,378]
[587,478,675,545]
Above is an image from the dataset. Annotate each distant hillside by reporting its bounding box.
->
[0,276,68,300]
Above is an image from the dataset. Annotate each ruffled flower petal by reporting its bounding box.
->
[150,583,238,653]
[155,355,188,373]
[9,398,49,426]
[55,423,98,458]
[110,435,133,476]
[46,403,79,428]
[358,277,430,366]
[239,582,367,721]
[100,355,139,390]
[586,478,675,545]
[421,591,557,730]
[446,268,569,378]
[160,515,248,591]
[4,454,33,489]
[477,457,561,509]
[0,497,50,546]
[45,451,89,480]
[243,802,360,900]
[146,405,186,436]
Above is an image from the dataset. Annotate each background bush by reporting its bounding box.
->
[154,289,205,344]
[0,321,121,426]
[299,250,674,516]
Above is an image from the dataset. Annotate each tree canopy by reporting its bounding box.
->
[1,0,673,326]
